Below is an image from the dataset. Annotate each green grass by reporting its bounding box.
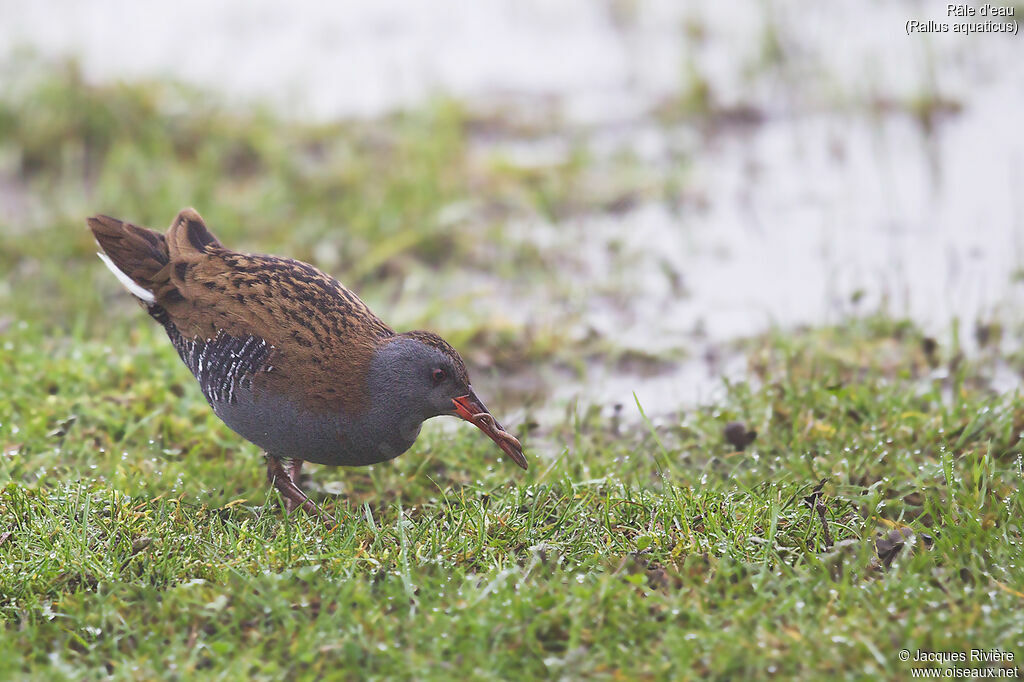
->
[3,316,1022,679]
[1,60,1023,680]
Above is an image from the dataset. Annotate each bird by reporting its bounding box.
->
[88,208,527,520]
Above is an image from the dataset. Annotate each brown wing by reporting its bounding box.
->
[98,208,395,413]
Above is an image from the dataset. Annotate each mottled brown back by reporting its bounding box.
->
[90,208,395,413]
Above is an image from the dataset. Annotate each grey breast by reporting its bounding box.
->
[211,382,422,466]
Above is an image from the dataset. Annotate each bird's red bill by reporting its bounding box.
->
[452,389,528,470]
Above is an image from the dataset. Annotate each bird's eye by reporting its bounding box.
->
[432,368,446,385]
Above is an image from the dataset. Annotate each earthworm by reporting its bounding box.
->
[470,412,522,451]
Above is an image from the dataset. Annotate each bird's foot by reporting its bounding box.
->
[266,456,335,526]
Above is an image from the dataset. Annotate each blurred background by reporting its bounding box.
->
[2,0,1023,422]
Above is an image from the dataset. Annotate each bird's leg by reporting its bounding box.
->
[287,458,304,483]
[265,455,331,522]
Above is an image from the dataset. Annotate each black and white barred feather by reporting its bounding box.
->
[155,308,274,406]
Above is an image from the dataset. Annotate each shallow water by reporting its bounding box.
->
[5,0,1023,415]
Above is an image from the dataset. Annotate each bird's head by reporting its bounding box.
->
[370,331,528,469]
